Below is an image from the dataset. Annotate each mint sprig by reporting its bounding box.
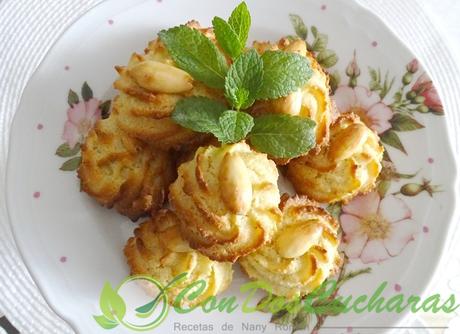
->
[163,2,317,158]
[172,97,252,144]
[257,50,312,100]
[159,26,228,89]
[213,17,243,59]
[213,2,251,59]
[172,97,227,133]
[225,49,264,110]
[248,114,316,159]
[228,2,251,47]
[217,110,254,143]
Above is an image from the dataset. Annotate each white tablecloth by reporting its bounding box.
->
[0,0,459,333]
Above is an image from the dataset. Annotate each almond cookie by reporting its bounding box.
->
[78,112,175,220]
[113,21,225,150]
[169,142,282,262]
[124,210,233,307]
[240,196,342,298]
[287,113,383,203]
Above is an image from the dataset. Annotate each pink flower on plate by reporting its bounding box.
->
[411,73,443,114]
[333,86,393,134]
[62,98,101,148]
[341,191,418,264]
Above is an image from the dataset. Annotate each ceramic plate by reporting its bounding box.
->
[6,0,457,333]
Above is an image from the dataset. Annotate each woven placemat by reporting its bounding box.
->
[0,0,458,333]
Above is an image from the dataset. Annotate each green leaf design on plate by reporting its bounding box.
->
[93,315,118,330]
[325,202,342,220]
[55,143,80,157]
[270,309,295,326]
[68,89,79,107]
[380,130,406,154]
[100,282,126,321]
[377,180,391,198]
[312,299,346,316]
[390,113,424,132]
[311,32,328,52]
[292,309,311,332]
[316,49,338,68]
[59,156,82,171]
[81,82,94,102]
[329,70,341,94]
[100,100,112,119]
[289,14,307,40]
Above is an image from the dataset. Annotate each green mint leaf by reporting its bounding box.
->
[68,89,79,107]
[172,96,227,133]
[100,282,126,321]
[248,114,316,158]
[56,143,81,157]
[159,26,228,89]
[212,17,242,59]
[93,315,118,329]
[59,156,82,171]
[228,2,251,48]
[289,14,308,40]
[81,82,93,102]
[225,49,264,110]
[216,110,254,144]
[257,51,312,100]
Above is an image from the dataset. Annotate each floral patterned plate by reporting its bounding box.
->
[5,0,457,333]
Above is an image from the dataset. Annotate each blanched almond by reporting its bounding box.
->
[271,90,303,115]
[128,60,193,93]
[275,222,323,258]
[219,153,253,215]
[328,123,368,162]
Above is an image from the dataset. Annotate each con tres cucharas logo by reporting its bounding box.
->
[93,272,460,332]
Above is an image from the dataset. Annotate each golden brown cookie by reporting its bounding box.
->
[113,21,225,150]
[240,196,342,298]
[169,142,282,262]
[250,38,334,163]
[287,113,384,203]
[78,113,175,220]
[124,210,233,307]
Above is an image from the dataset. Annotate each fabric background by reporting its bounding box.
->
[0,0,459,333]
